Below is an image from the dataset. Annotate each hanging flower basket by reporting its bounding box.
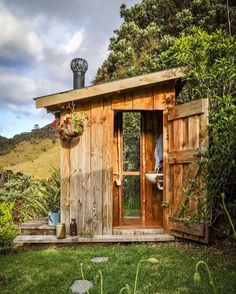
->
[52,110,89,141]
[60,123,84,140]
[69,123,84,136]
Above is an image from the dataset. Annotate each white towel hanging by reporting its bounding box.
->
[154,133,163,171]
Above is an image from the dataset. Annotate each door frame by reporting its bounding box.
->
[115,111,144,225]
[113,110,163,228]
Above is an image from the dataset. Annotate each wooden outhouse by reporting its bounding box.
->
[34,67,209,243]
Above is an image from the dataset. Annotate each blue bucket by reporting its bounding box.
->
[48,211,60,226]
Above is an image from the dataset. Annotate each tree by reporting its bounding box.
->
[94,0,236,84]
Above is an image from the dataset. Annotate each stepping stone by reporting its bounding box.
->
[91,256,109,263]
[70,280,93,294]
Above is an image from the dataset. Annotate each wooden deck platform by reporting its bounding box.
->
[14,234,175,244]
[15,218,175,244]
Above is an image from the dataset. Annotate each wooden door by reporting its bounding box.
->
[166,99,209,243]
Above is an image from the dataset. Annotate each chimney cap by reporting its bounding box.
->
[70,58,88,73]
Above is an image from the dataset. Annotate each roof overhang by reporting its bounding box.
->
[34,67,187,112]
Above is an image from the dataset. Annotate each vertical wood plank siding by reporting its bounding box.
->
[80,102,91,234]
[60,140,70,233]
[90,100,103,234]
[102,98,113,234]
[60,110,71,233]
[60,84,176,235]
[111,82,175,111]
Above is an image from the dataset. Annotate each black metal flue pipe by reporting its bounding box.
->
[70,58,88,89]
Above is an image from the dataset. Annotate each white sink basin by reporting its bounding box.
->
[145,172,163,184]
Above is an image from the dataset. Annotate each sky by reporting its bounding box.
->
[0,0,140,138]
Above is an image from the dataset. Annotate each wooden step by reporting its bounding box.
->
[113,228,164,235]
[18,218,56,236]
[14,234,175,244]
[18,217,48,228]
[20,226,56,236]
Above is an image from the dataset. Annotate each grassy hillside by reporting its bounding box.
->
[0,125,60,179]
[1,139,60,179]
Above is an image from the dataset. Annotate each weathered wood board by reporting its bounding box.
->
[164,99,209,243]
[111,83,175,111]
[60,98,115,236]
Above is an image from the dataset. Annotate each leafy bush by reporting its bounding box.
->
[32,168,60,214]
[154,28,236,230]
[0,173,43,223]
[0,168,60,245]
[0,201,18,246]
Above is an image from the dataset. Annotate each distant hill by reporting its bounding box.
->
[0,135,8,144]
[0,124,57,155]
[0,125,60,179]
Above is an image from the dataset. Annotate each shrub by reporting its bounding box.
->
[0,201,18,246]
[155,28,236,232]
[32,168,60,214]
[0,169,60,245]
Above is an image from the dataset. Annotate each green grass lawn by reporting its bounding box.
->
[0,243,235,294]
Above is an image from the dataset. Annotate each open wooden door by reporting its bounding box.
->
[165,99,209,243]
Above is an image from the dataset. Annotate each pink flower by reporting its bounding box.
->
[65,117,70,124]
[52,120,58,127]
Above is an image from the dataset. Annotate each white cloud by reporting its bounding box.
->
[0,68,38,106]
[0,4,43,63]
[0,0,141,137]
[61,29,85,54]
[0,66,66,109]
